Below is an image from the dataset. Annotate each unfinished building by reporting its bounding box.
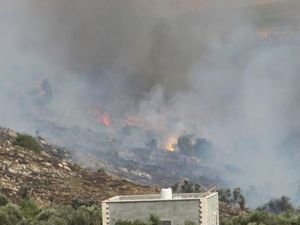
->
[102,188,219,225]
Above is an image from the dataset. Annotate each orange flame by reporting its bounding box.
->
[165,136,177,152]
[100,112,112,127]
[95,110,112,127]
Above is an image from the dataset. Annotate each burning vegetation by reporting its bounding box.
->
[165,136,177,152]
[94,110,112,128]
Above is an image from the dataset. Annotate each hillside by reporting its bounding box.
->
[0,128,156,207]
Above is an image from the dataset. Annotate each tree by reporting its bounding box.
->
[232,187,246,210]
[257,196,294,215]
[218,189,232,204]
[193,138,214,159]
[0,194,8,207]
[178,135,193,154]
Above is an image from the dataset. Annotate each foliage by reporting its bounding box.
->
[116,219,147,225]
[218,187,246,210]
[218,189,232,203]
[20,199,41,219]
[172,180,204,194]
[232,188,246,210]
[69,205,102,225]
[14,134,43,153]
[257,196,294,215]
[0,193,102,225]
[177,135,214,159]
[178,135,193,154]
[184,220,196,225]
[221,210,300,225]
[1,191,300,225]
[0,203,23,225]
[0,193,8,207]
[18,185,32,199]
[116,215,160,225]
[149,214,160,225]
[97,168,106,174]
[71,198,97,209]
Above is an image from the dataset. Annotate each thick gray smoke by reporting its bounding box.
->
[1,0,300,206]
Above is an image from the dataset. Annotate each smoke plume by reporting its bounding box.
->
[1,0,300,206]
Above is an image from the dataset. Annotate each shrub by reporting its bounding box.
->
[257,196,294,215]
[18,185,32,199]
[42,216,68,225]
[0,193,8,206]
[0,203,23,225]
[184,220,196,225]
[69,206,92,225]
[115,215,158,225]
[0,210,9,225]
[71,198,97,209]
[97,168,106,174]
[14,134,42,153]
[20,199,41,219]
[149,214,160,225]
[36,208,56,221]
[85,205,102,225]
[116,219,133,225]
[69,205,101,225]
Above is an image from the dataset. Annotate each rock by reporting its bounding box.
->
[7,130,18,138]
[43,162,52,167]
[41,151,51,158]
[3,160,11,166]
[0,126,156,208]
[63,166,71,171]
[40,139,47,145]
[8,168,17,174]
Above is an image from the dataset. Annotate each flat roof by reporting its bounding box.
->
[104,191,217,203]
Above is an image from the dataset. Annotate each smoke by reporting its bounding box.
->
[1,0,300,206]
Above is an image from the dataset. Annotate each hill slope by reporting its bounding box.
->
[0,128,156,206]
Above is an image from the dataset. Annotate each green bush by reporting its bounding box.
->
[36,208,56,221]
[221,210,300,225]
[69,206,92,225]
[40,216,68,225]
[116,219,147,225]
[68,205,102,225]
[149,214,160,225]
[14,134,42,153]
[116,215,159,225]
[20,199,41,219]
[0,210,9,225]
[97,168,106,174]
[0,203,23,225]
[0,197,104,225]
[184,220,196,225]
[18,185,32,199]
[0,193,8,206]
[71,198,97,209]
[35,206,72,225]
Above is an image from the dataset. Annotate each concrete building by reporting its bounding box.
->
[102,188,219,225]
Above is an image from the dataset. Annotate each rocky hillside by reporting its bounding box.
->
[0,128,156,207]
